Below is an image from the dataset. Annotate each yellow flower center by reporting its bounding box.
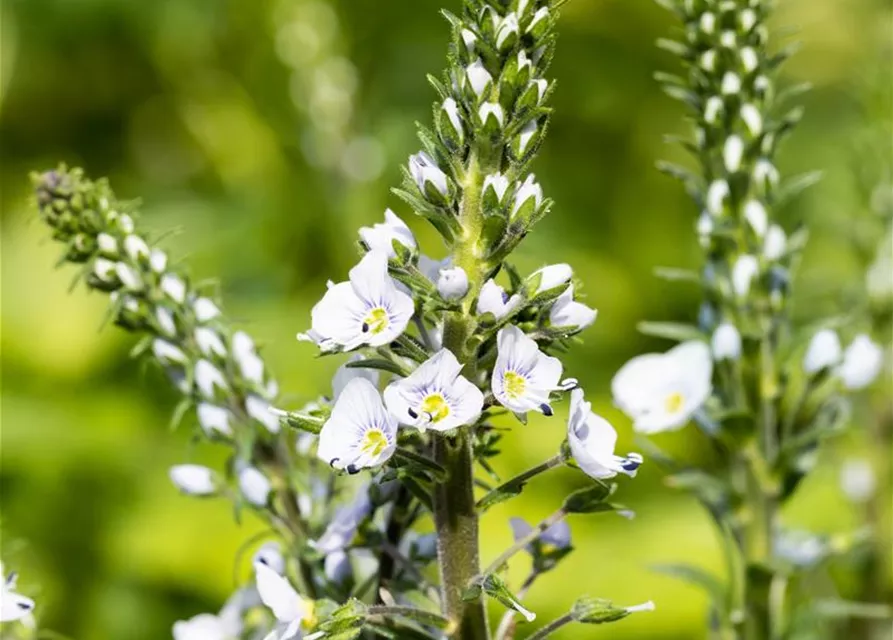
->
[362,307,389,335]
[503,371,528,399]
[664,391,685,414]
[420,393,451,423]
[360,429,388,457]
[301,600,317,628]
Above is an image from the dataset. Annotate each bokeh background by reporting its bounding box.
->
[1,0,890,637]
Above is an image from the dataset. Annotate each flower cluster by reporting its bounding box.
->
[627,0,888,636]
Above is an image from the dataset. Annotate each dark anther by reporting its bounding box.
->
[346,464,360,475]
[408,408,419,419]
[362,322,370,333]
[540,404,553,417]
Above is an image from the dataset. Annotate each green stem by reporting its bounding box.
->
[525,613,575,640]
[476,453,565,511]
[482,508,567,577]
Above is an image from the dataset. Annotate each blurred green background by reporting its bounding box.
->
[1,0,890,637]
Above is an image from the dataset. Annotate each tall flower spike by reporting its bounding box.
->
[492,325,574,417]
[306,250,414,351]
[317,378,398,473]
[567,388,642,479]
[384,349,483,432]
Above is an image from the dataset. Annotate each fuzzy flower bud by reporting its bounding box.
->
[437,267,469,301]
[465,59,493,99]
[439,97,464,147]
[511,174,544,220]
[838,334,884,390]
[711,322,742,360]
[495,13,519,51]
[482,173,511,209]
[723,135,745,172]
[512,119,540,159]
[170,465,216,496]
[478,102,505,132]
[408,151,450,202]
[731,255,759,297]
[239,466,272,507]
[743,200,768,236]
[803,329,842,375]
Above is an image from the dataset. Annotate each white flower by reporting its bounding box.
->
[697,212,714,238]
[612,341,713,434]
[743,200,768,236]
[246,395,281,433]
[195,359,229,398]
[740,104,762,135]
[197,403,232,437]
[477,279,522,320]
[239,466,272,507]
[496,13,519,49]
[492,325,574,416]
[318,378,397,473]
[253,542,285,575]
[313,490,372,553]
[723,136,744,172]
[254,562,315,639]
[195,327,227,358]
[549,284,597,331]
[731,254,759,297]
[437,267,469,301]
[511,174,543,218]
[149,248,168,273]
[706,180,729,216]
[409,150,449,198]
[359,209,416,259]
[840,459,876,503]
[384,349,483,432]
[170,465,216,495]
[233,331,265,384]
[721,72,741,95]
[97,232,118,256]
[161,274,186,303]
[156,307,177,337]
[152,338,187,365]
[837,334,884,389]
[308,251,414,351]
[124,235,150,261]
[567,388,642,479]
[764,224,787,260]
[173,613,238,640]
[711,322,742,361]
[529,263,572,295]
[116,262,142,290]
[483,173,511,205]
[803,329,842,375]
[478,102,505,128]
[194,297,221,322]
[465,59,492,97]
[1,567,35,623]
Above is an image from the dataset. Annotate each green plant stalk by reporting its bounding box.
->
[525,613,575,640]
[434,150,491,640]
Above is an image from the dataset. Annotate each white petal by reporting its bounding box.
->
[803,329,842,374]
[253,542,285,575]
[197,403,232,437]
[254,562,307,623]
[239,467,272,506]
[318,378,397,470]
[246,395,282,433]
[477,279,521,320]
[332,355,380,400]
[711,322,742,360]
[530,264,572,294]
[170,465,216,495]
[194,297,221,322]
[359,209,416,259]
[161,274,187,304]
[837,334,884,390]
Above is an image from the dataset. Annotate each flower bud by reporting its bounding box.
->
[721,72,741,95]
[195,327,227,358]
[478,5,499,39]
[194,297,221,323]
[511,119,541,160]
[195,359,229,398]
[97,233,119,257]
[706,180,729,216]
[510,174,543,220]
[529,263,572,295]
[495,13,519,52]
[711,322,742,360]
[359,209,416,259]
[803,329,842,374]
[838,334,884,390]
[465,59,493,100]
[840,459,876,503]
[753,158,780,193]
[155,307,177,337]
[482,173,511,210]
[246,395,281,433]
[460,28,477,55]
[699,12,716,35]
[743,200,768,236]
[763,224,786,261]
[153,338,188,365]
[149,248,168,273]
[161,273,187,304]
[723,135,744,172]
[517,78,548,111]
[197,403,232,437]
[239,466,272,507]
[124,235,150,262]
[170,464,217,496]
[439,97,465,147]
[116,262,143,291]
[739,47,759,73]
[93,257,117,282]
[549,284,597,331]
[478,102,505,133]
[704,96,723,125]
[740,104,762,136]
[739,9,758,33]
[408,151,450,204]
[527,6,549,39]
[731,254,759,297]
[437,267,469,301]
[700,49,717,72]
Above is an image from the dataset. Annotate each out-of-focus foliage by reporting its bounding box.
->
[0,0,889,638]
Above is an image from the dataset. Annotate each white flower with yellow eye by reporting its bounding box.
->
[384,349,484,432]
[567,388,642,479]
[254,562,315,639]
[612,341,713,434]
[317,378,397,473]
[492,325,574,416]
[0,565,35,623]
[359,209,416,259]
[304,251,414,351]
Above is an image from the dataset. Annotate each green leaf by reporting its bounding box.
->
[652,564,727,612]
[475,574,537,622]
[284,411,326,435]
[637,321,705,342]
[563,482,614,514]
[653,266,700,283]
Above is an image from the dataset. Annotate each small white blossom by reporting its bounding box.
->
[324,550,352,585]
[116,213,135,233]
[149,248,168,273]
[318,378,397,472]
[803,329,842,375]
[384,349,484,432]
[568,388,642,479]
[753,159,780,188]
[529,263,572,295]
[123,235,150,261]
[239,466,272,507]
[152,338,187,365]
[740,9,757,32]
[723,135,744,172]
[94,257,117,281]
[195,359,229,398]
[711,322,742,360]
[195,327,227,358]
[549,284,597,331]
[254,562,315,639]
[478,102,505,128]
[437,267,469,301]
[116,262,142,290]
[465,59,493,97]
[161,274,187,304]
[97,232,118,256]
[170,464,216,496]
[612,341,713,434]
[173,611,239,640]
[740,104,762,135]
[837,334,884,389]
[253,542,285,575]
[699,12,716,34]
[697,212,714,239]
[721,72,741,95]
[739,46,759,73]
[483,173,511,204]
[492,325,574,416]
[700,49,717,72]
[156,307,177,337]
[359,209,416,259]
[194,297,221,322]
[1,566,35,623]
[731,254,759,297]
[307,251,414,351]
[408,151,449,198]
[233,331,265,384]
[764,224,787,260]
[706,180,729,216]
[246,395,281,433]
[840,459,876,503]
[719,30,736,48]
[511,174,543,218]
[197,403,232,437]
[496,13,519,49]
[743,200,768,236]
[704,96,723,124]
[477,279,522,320]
